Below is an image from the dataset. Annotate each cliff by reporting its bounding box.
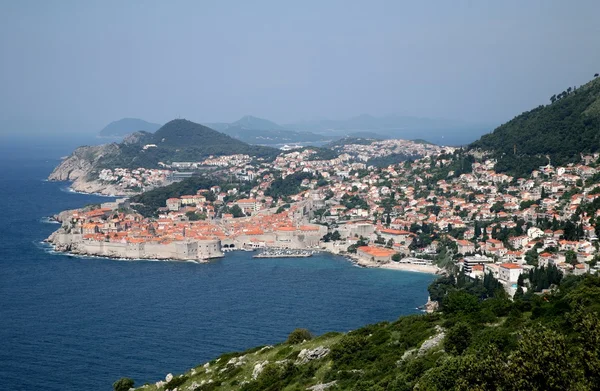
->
[48,143,137,196]
[49,143,119,181]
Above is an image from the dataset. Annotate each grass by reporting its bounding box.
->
[135,333,345,391]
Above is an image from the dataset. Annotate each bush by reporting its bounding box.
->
[444,322,472,355]
[113,377,134,391]
[330,335,368,368]
[441,290,480,315]
[164,375,188,390]
[287,328,313,344]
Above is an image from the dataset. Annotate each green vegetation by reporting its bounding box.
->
[186,211,206,221]
[265,172,315,199]
[301,147,339,161]
[126,274,600,391]
[470,77,600,176]
[94,119,280,169]
[287,328,313,344]
[130,175,256,216]
[113,377,134,391]
[228,205,244,218]
[341,193,368,210]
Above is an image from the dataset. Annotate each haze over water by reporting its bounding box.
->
[0,151,435,391]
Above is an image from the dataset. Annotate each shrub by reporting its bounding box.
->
[113,377,134,391]
[444,322,472,355]
[287,328,313,344]
[164,375,188,390]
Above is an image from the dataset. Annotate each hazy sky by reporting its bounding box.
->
[1,0,599,136]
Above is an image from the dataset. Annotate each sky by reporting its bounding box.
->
[0,0,599,137]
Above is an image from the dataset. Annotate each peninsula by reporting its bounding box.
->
[49,77,600,284]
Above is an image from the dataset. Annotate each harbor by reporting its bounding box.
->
[253,248,318,258]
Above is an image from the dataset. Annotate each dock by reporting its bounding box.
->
[253,248,317,258]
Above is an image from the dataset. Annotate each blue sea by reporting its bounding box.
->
[0,150,436,391]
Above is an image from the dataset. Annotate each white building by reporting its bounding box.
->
[499,263,523,283]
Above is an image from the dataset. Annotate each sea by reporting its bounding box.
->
[0,143,436,391]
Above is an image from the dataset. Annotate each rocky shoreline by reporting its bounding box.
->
[47,143,135,196]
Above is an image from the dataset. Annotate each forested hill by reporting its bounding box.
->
[152,119,250,149]
[94,119,280,170]
[470,75,600,176]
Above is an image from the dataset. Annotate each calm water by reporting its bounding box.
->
[0,155,436,391]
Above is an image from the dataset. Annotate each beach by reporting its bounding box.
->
[344,253,441,275]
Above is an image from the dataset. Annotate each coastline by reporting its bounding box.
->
[43,235,440,275]
[43,240,216,264]
[339,252,441,275]
[59,184,123,198]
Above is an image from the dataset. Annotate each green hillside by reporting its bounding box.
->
[117,273,600,391]
[152,119,250,150]
[96,119,280,169]
[470,76,600,176]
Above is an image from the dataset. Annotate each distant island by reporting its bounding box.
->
[98,118,161,138]
[204,115,329,145]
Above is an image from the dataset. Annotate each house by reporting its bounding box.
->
[166,198,181,211]
[356,246,396,263]
[573,263,589,276]
[462,255,494,273]
[180,194,205,205]
[485,239,504,254]
[82,223,100,235]
[499,263,523,283]
[457,239,475,254]
[235,198,260,215]
[378,228,413,244]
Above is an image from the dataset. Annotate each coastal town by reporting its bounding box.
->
[48,137,600,299]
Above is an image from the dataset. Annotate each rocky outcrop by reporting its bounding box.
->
[252,361,268,380]
[47,143,136,196]
[122,131,152,145]
[418,325,445,354]
[69,179,133,196]
[423,297,439,313]
[307,381,337,391]
[48,143,119,181]
[398,325,446,364]
[296,347,330,364]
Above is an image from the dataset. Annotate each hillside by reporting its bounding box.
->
[50,119,280,183]
[152,119,249,150]
[98,118,161,138]
[120,274,600,391]
[470,76,600,176]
